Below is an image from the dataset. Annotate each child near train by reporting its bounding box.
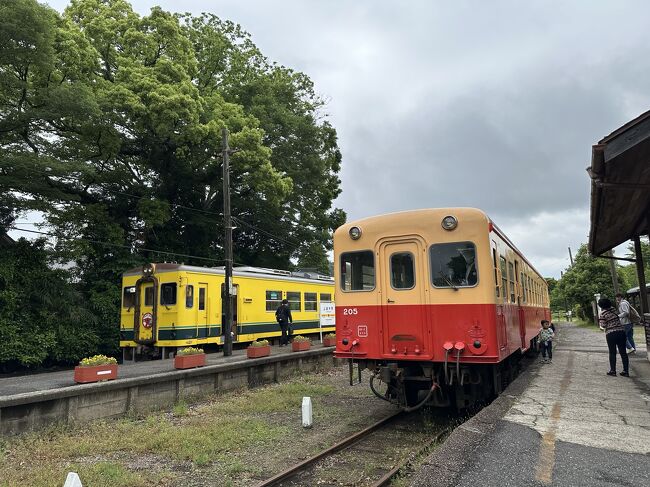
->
[539,320,555,364]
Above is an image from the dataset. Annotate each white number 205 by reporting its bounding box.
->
[343,308,358,315]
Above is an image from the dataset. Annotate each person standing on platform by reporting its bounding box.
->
[275,299,293,346]
[615,293,636,354]
[539,320,555,363]
[598,297,629,377]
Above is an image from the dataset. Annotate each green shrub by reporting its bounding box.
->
[249,339,269,348]
[293,335,311,343]
[177,347,204,356]
[324,333,335,339]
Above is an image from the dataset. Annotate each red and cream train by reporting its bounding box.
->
[333,208,550,409]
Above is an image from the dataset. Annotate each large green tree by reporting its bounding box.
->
[0,0,345,364]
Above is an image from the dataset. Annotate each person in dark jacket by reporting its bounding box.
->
[598,297,629,377]
[275,299,293,346]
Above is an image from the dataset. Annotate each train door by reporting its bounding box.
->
[135,281,155,343]
[515,261,526,349]
[494,244,508,352]
[198,284,208,338]
[221,283,239,341]
[379,239,429,358]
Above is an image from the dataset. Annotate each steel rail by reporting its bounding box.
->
[254,411,404,487]
[369,427,451,487]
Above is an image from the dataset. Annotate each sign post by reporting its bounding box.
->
[318,301,336,342]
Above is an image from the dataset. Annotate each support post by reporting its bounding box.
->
[634,236,649,362]
[607,250,620,295]
[222,128,233,357]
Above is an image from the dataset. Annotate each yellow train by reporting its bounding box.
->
[119,263,335,359]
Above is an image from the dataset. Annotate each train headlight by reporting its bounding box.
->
[349,226,362,240]
[143,263,156,275]
[441,215,458,231]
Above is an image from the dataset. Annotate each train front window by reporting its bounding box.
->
[390,252,415,289]
[340,251,375,291]
[123,286,136,308]
[430,242,478,288]
[144,286,154,306]
[160,283,177,306]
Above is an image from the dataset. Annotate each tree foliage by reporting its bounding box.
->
[0,0,344,367]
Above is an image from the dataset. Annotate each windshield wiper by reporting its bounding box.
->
[439,271,458,291]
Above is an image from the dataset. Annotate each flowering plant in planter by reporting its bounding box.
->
[74,355,118,383]
[322,333,336,347]
[292,335,312,352]
[177,347,204,355]
[247,339,271,358]
[174,347,206,369]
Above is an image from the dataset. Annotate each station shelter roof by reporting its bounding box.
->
[588,109,650,256]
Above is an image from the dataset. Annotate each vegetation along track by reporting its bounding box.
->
[255,409,455,487]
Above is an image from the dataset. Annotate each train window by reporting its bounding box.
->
[390,252,415,289]
[161,283,177,306]
[123,286,136,308]
[521,273,526,303]
[305,292,317,311]
[287,291,301,311]
[340,251,375,291]
[320,293,332,302]
[199,287,206,310]
[186,285,194,308]
[430,242,477,288]
[144,286,154,306]
[508,262,515,303]
[500,257,508,299]
[492,249,499,298]
[266,290,282,312]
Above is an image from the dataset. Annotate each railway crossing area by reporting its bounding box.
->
[411,321,650,487]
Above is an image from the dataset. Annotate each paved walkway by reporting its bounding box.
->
[413,322,650,487]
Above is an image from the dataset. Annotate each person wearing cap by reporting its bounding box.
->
[275,299,293,346]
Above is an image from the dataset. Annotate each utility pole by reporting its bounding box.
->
[607,249,620,295]
[222,128,233,357]
[568,247,574,267]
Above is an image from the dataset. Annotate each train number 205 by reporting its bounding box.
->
[342,308,358,315]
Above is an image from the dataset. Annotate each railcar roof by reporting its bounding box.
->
[336,207,546,282]
[122,263,334,285]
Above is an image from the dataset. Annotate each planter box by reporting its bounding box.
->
[322,337,336,347]
[247,345,271,358]
[74,364,118,384]
[174,353,206,369]
[292,341,311,352]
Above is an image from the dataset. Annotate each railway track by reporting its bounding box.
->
[255,410,452,487]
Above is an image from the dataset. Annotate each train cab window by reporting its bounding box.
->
[161,283,177,306]
[305,292,317,311]
[186,285,194,308]
[390,252,415,289]
[508,262,515,303]
[266,290,282,312]
[430,242,477,288]
[144,286,154,306]
[340,251,375,291]
[320,293,332,302]
[287,291,301,311]
[123,286,136,308]
[500,257,508,299]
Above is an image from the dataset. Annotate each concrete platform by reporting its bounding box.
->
[412,322,650,487]
[0,342,331,396]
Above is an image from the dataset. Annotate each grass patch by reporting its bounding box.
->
[0,367,392,487]
[574,318,598,329]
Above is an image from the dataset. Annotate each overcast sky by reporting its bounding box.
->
[41,0,650,278]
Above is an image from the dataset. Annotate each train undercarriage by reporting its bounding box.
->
[352,351,526,410]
